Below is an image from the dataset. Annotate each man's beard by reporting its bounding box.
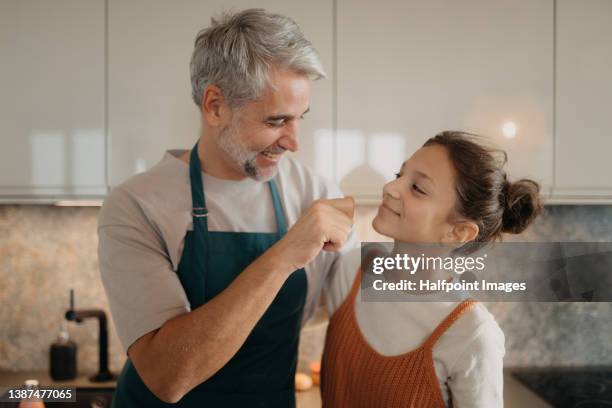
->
[217,117,281,182]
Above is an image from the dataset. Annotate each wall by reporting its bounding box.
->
[1,204,611,374]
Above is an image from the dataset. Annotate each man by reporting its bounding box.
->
[98,9,357,407]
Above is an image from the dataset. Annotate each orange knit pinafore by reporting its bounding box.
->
[320,270,477,408]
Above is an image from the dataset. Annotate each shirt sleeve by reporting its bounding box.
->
[323,248,361,316]
[446,319,506,408]
[299,168,362,325]
[97,187,190,352]
[317,174,362,317]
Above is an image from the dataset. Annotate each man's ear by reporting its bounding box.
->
[201,84,231,127]
[442,220,479,244]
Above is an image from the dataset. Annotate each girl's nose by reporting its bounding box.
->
[383,179,402,201]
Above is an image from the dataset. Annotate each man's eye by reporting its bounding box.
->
[412,184,426,195]
[267,119,285,127]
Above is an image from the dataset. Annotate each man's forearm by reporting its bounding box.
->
[133,247,294,402]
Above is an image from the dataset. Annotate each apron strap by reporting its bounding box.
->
[186,142,209,306]
[189,142,209,224]
[268,179,287,236]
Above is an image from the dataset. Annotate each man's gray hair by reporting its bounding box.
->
[190,8,326,108]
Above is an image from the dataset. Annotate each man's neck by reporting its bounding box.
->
[180,133,247,181]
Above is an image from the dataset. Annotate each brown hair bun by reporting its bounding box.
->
[501,179,543,234]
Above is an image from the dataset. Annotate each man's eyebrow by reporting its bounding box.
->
[265,107,310,121]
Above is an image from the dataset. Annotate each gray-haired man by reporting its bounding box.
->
[98,9,357,407]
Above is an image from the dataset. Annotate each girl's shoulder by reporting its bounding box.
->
[435,302,505,373]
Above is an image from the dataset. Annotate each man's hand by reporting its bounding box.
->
[322,197,355,251]
[270,197,355,272]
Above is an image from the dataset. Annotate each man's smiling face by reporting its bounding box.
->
[217,66,311,181]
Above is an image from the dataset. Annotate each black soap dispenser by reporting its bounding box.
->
[49,321,77,381]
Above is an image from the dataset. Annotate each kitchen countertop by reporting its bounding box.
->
[0,370,321,406]
[0,370,115,389]
[0,369,550,407]
[503,369,552,408]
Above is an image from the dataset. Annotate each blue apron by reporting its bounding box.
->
[112,143,308,407]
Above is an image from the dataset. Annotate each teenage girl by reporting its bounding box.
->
[321,131,543,408]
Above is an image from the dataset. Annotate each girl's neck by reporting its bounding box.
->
[384,240,455,294]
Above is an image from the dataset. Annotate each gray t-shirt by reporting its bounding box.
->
[98,150,359,352]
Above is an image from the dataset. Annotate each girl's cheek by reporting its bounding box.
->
[406,204,434,235]
[401,208,419,234]
[403,197,424,218]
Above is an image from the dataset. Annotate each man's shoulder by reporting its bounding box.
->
[119,151,188,197]
[99,152,190,228]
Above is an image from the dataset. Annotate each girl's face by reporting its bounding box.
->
[372,144,478,244]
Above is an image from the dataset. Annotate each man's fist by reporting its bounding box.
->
[322,197,355,251]
[270,197,355,272]
[325,197,355,219]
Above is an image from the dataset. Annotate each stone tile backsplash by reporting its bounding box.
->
[1,204,611,374]
[0,205,126,374]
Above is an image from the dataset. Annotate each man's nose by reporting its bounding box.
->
[278,121,299,152]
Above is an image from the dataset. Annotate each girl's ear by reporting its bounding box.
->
[442,220,479,244]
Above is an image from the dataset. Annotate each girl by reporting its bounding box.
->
[321,131,542,407]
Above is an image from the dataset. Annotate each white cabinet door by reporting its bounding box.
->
[107,0,333,186]
[336,0,554,203]
[553,0,612,203]
[0,0,106,201]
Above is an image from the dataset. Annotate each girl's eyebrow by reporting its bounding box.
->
[400,161,436,187]
[414,170,436,186]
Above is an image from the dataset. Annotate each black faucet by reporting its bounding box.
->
[65,289,116,382]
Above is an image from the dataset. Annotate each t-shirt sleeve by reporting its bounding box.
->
[446,319,506,408]
[97,187,190,352]
[323,248,361,316]
[316,174,361,316]
[298,162,361,325]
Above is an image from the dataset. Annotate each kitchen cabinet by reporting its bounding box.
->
[551,0,612,203]
[106,0,334,186]
[2,1,612,204]
[335,0,554,203]
[0,0,333,200]
[0,0,106,202]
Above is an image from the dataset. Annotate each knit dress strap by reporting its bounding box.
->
[423,300,478,349]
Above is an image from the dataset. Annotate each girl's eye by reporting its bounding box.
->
[394,172,401,179]
[412,184,426,195]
